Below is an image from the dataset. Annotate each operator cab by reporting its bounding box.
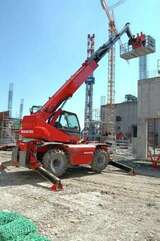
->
[55,111,81,137]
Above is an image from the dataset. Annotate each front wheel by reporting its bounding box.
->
[91,150,109,173]
[42,149,68,177]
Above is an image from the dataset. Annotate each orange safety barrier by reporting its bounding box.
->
[148,150,160,168]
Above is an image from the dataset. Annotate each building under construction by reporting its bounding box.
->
[101,94,137,140]
[137,76,160,159]
[0,111,20,145]
[0,83,23,145]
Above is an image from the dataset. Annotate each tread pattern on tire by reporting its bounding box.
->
[42,149,68,177]
[91,149,109,173]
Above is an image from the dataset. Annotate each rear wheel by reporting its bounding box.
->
[42,149,68,177]
[91,150,109,173]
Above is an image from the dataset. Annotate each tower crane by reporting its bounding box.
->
[100,0,125,139]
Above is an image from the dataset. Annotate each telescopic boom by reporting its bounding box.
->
[34,23,133,121]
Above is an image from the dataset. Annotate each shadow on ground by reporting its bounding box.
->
[0,169,45,188]
[112,159,160,178]
[62,166,95,179]
[0,160,159,190]
[0,166,97,189]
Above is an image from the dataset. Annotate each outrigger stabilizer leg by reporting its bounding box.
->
[36,166,63,191]
[109,160,135,175]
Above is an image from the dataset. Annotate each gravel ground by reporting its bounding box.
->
[0,151,160,241]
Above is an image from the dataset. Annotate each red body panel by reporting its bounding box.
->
[20,115,79,143]
[66,144,96,165]
[18,140,108,169]
[18,141,40,169]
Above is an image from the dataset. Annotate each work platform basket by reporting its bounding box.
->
[120,35,155,60]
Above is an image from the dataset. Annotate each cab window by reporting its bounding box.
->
[56,112,80,133]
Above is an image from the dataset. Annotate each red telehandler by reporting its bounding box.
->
[10,23,143,190]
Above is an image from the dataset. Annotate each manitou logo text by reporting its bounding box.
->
[21,130,34,134]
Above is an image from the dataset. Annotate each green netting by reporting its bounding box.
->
[0,217,37,241]
[0,211,51,241]
[14,233,51,241]
[0,212,20,226]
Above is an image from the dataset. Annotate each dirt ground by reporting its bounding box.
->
[0,151,160,241]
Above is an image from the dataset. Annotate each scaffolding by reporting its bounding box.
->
[89,109,101,141]
[147,118,160,156]
[0,112,19,145]
[84,34,95,139]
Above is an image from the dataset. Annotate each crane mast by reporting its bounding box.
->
[84,34,95,140]
[100,0,124,138]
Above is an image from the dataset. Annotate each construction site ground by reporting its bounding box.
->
[0,151,160,241]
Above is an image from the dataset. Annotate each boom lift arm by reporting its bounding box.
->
[33,23,133,123]
[89,23,132,62]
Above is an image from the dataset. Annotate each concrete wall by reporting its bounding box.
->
[137,77,160,158]
[116,102,137,135]
[101,101,137,137]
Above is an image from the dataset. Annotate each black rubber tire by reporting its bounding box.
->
[42,149,68,177]
[91,150,109,173]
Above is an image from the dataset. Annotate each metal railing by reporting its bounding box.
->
[120,35,156,56]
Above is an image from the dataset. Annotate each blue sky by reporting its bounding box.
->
[0,0,159,127]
